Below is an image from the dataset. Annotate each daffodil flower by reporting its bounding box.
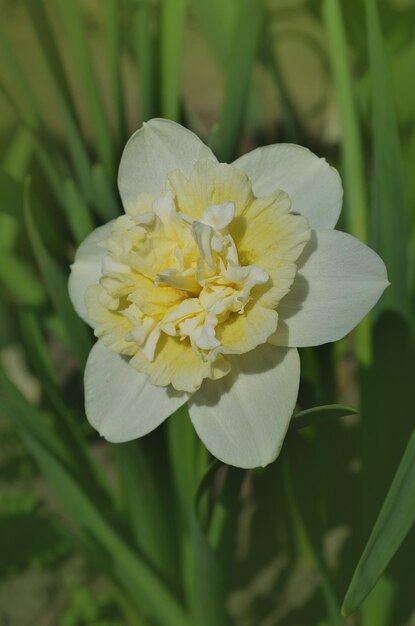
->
[68,119,388,468]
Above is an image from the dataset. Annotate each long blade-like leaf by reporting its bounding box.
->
[0,371,191,626]
[160,0,187,121]
[217,0,263,162]
[24,180,91,368]
[56,0,114,174]
[365,0,409,316]
[323,0,372,365]
[63,178,95,244]
[342,428,415,615]
[23,0,96,203]
[132,0,157,121]
[104,0,125,142]
[112,440,177,582]
[191,462,228,626]
[0,252,45,306]
[291,404,358,431]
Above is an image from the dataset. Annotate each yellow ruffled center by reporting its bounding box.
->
[86,160,310,392]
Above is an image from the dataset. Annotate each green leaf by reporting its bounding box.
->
[3,125,33,180]
[191,0,237,66]
[0,30,39,128]
[365,0,409,317]
[167,405,206,609]
[111,440,177,582]
[167,404,201,519]
[0,370,191,626]
[322,0,372,365]
[18,309,112,507]
[63,178,95,244]
[216,0,264,161]
[0,252,45,306]
[342,427,415,615]
[132,0,158,121]
[23,0,102,203]
[23,0,80,125]
[191,462,228,626]
[0,129,33,280]
[358,312,414,543]
[56,0,114,175]
[160,0,187,121]
[0,167,24,251]
[291,404,358,431]
[323,0,368,245]
[287,440,344,625]
[260,30,303,145]
[24,179,91,368]
[0,170,24,218]
[91,163,120,220]
[104,0,126,142]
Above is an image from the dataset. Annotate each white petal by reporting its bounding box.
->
[233,144,342,229]
[118,119,217,211]
[188,345,300,468]
[68,222,114,326]
[84,341,189,442]
[269,230,389,348]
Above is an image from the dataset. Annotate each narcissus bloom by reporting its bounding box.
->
[69,119,388,468]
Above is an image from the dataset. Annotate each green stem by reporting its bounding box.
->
[322,0,372,366]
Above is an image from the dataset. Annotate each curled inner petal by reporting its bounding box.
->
[86,161,310,391]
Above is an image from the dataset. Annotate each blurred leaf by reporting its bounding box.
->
[56,0,114,175]
[132,0,157,121]
[217,0,264,161]
[0,168,23,251]
[160,0,187,121]
[18,309,112,507]
[191,462,228,626]
[23,0,97,203]
[191,0,237,66]
[63,178,95,244]
[167,405,203,607]
[24,179,91,368]
[0,369,74,469]
[291,404,358,431]
[359,312,414,540]
[23,0,80,123]
[365,0,409,317]
[0,507,68,578]
[91,163,121,220]
[167,404,201,519]
[0,30,39,128]
[0,170,24,218]
[360,577,396,626]
[0,252,45,306]
[260,30,303,144]
[287,438,344,625]
[112,440,177,583]
[343,428,415,615]
[2,125,33,180]
[104,0,126,142]
[0,370,191,626]
[322,0,372,365]
[0,127,32,261]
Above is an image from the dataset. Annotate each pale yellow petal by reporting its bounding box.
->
[232,192,310,309]
[127,274,186,318]
[216,300,279,354]
[234,192,309,266]
[130,334,231,393]
[85,285,137,355]
[168,160,254,220]
[124,191,156,216]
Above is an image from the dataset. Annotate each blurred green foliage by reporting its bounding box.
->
[0,0,414,625]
